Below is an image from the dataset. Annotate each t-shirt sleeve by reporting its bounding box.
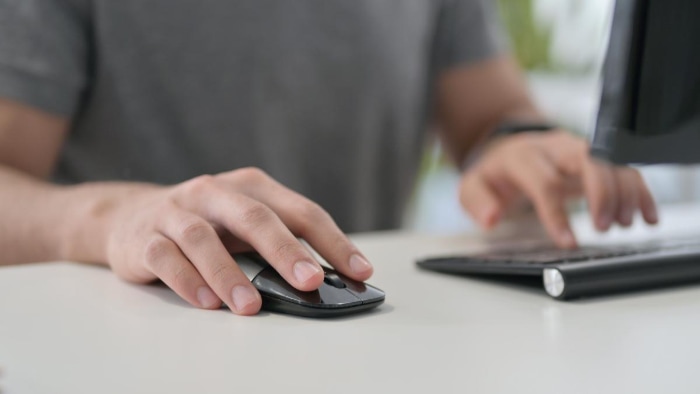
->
[0,0,90,117]
[434,0,509,71]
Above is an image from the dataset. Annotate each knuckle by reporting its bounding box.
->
[233,167,269,183]
[154,199,178,217]
[209,263,235,284]
[180,174,218,196]
[177,218,213,244]
[143,237,171,267]
[538,171,563,192]
[297,201,332,228]
[272,240,303,260]
[171,265,192,289]
[329,235,357,256]
[238,202,274,227]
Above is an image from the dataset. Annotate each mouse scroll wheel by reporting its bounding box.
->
[323,272,347,288]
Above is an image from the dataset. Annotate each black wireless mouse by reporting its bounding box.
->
[234,253,385,318]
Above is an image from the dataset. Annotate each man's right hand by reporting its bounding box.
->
[0,99,372,316]
[103,167,374,315]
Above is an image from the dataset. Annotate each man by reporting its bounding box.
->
[0,0,657,315]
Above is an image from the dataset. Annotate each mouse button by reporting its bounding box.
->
[323,272,347,288]
[233,253,269,281]
[252,269,322,305]
[344,282,386,304]
[339,276,367,292]
[316,285,362,307]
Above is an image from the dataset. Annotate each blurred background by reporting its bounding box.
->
[407,0,700,233]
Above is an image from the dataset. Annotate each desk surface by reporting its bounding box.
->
[2,205,700,394]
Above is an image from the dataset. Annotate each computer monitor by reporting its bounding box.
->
[591,0,700,165]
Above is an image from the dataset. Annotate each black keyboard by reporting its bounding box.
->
[416,238,700,299]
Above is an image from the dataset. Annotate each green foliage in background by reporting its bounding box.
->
[497,0,553,71]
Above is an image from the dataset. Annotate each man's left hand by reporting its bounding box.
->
[459,130,658,248]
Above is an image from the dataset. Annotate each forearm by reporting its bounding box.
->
[442,92,545,167]
[0,165,160,265]
[436,55,547,166]
[458,102,545,162]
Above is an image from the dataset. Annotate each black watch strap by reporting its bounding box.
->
[491,122,557,137]
[460,121,558,170]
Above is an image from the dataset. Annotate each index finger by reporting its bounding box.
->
[501,152,577,248]
[235,177,375,282]
[173,177,325,292]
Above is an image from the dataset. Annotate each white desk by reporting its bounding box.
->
[2,204,700,394]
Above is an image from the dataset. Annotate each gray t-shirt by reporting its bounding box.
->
[0,0,504,232]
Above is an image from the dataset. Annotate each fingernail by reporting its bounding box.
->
[559,230,576,248]
[598,214,613,230]
[620,209,633,226]
[349,254,373,275]
[293,260,321,284]
[197,286,220,308]
[231,285,258,313]
[648,206,659,224]
[481,206,499,227]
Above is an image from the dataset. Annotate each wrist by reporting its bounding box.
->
[461,121,558,170]
[56,182,163,264]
